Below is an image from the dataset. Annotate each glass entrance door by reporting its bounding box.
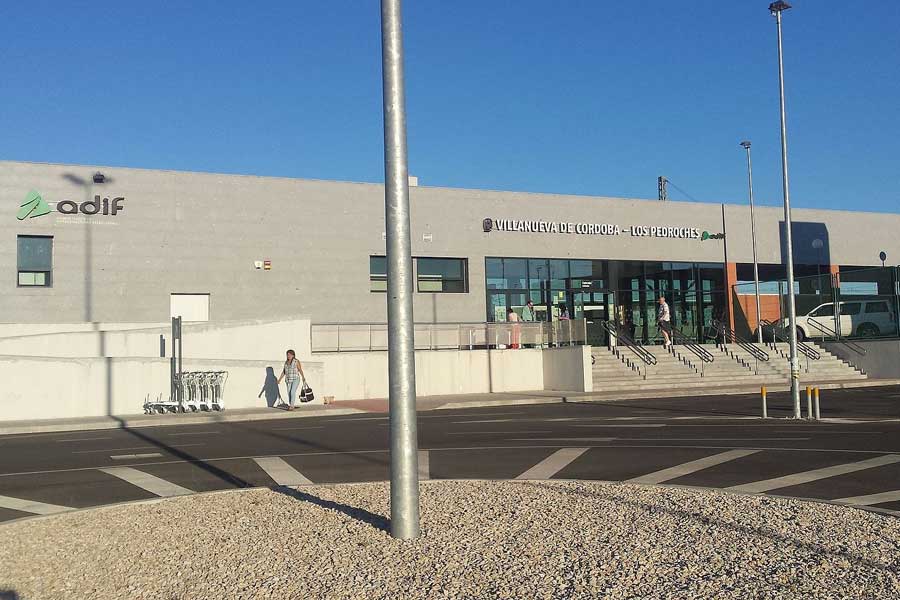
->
[574,291,613,347]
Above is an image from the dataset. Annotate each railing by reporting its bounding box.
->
[311,320,587,352]
[759,319,820,361]
[601,321,656,379]
[805,319,868,356]
[669,325,715,364]
[713,320,769,362]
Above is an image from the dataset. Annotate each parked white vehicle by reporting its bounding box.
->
[784,300,897,341]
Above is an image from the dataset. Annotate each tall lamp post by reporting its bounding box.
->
[740,141,763,343]
[770,0,801,419]
[380,0,420,539]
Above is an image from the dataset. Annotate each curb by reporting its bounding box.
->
[2,477,896,530]
[0,407,365,436]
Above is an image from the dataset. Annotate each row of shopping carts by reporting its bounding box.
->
[143,371,228,414]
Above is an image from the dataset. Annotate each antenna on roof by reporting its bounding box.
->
[658,176,668,201]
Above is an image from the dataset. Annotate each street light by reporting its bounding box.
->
[740,141,763,343]
[769,0,802,419]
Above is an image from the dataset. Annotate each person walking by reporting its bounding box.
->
[657,296,672,348]
[521,300,536,322]
[276,349,306,411]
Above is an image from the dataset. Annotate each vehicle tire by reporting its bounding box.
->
[796,327,806,343]
[857,323,880,338]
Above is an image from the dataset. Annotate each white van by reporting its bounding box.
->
[784,300,896,341]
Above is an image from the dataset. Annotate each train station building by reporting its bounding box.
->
[4,160,899,345]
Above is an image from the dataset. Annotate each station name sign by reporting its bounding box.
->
[483,218,702,240]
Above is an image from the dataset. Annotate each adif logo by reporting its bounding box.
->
[14,190,125,220]
[482,218,494,232]
[16,190,52,220]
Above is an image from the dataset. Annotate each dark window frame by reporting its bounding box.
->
[17,235,53,288]
[369,255,387,293]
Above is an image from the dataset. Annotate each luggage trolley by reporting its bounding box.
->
[143,370,228,414]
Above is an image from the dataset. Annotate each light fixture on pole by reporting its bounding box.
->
[380,0,420,539]
[740,140,764,343]
[769,0,801,418]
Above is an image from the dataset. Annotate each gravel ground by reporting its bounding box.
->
[1,480,899,599]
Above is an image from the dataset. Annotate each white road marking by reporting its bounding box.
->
[834,490,900,506]
[626,449,761,485]
[166,431,220,436]
[100,467,193,497]
[508,437,617,442]
[74,443,204,454]
[447,431,552,435]
[253,457,313,486]
[516,448,590,480]
[453,419,516,424]
[574,424,667,428]
[111,453,164,460]
[727,454,900,494]
[510,437,808,442]
[0,494,73,515]
[54,436,111,443]
[418,450,430,481]
[273,426,325,431]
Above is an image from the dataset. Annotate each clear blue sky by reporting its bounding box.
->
[2,1,898,213]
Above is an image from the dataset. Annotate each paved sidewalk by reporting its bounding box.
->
[2,377,897,436]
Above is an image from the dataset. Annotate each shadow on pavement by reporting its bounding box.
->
[272,486,389,533]
[0,590,20,600]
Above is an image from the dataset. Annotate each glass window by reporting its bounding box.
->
[17,235,52,287]
[528,259,548,290]
[864,301,889,314]
[549,259,569,289]
[502,258,528,290]
[369,256,387,292]
[486,258,504,290]
[809,304,833,317]
[840,302,861,316]
[416,258,468,293]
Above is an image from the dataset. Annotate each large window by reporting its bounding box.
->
[417,258,468,293]
[370,256,387,292]
[17,235,52,287]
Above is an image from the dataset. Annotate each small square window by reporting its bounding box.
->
[370,256,387,292]
[17,235,52,287]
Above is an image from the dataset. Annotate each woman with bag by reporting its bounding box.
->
[276,349,306,411]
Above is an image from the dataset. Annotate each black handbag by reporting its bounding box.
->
[300,382,315,403]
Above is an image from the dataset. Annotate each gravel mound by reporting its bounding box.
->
[1,480,898,599]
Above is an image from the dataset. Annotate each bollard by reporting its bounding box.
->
[806,386,813,420]
[814,387,821,420]
[761,386,768,419]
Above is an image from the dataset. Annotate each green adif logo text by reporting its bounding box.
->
[701,231,725,241]
[16,190,125,220]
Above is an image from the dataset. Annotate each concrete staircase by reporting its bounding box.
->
[591,340,866,394]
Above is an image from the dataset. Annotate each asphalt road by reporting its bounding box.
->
[1,386,899,523]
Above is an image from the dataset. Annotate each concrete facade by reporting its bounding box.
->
[5,160,899,326]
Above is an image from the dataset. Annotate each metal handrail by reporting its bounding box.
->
[601,321,657,366]
[805,319,868,356]
[759,319,820,360]
[669,325,715,363]
[713,319,769,362]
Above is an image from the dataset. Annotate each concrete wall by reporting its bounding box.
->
[0,356,326,422]
[0,318,312,361]
[542,346,593,393]
[5,160,898,326]
[318,349,546,401]
[822,339,900,379]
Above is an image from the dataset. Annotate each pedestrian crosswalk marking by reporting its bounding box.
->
[726,454,900,494]
[253,457,313,486]
[626,449,761,485]
[516,448,589,480]
[834,489,900,507]
[99,467,194,497]
[0,494,73,515]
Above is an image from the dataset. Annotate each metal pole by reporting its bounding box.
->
[742,142,764,344]
[772,3,802,419]
[380,0,419,540]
